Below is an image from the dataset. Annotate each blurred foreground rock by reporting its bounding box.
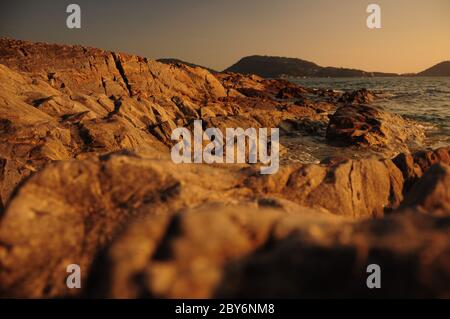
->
[91,205,450,298]
[0,151,448,298]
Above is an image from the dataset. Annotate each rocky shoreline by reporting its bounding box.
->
[0,38,449,298]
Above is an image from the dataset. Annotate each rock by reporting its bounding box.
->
[338,88,376,104]
[411,148,450,173]
[148,119,178,146]
[1,149,448,298]
[225,88,245,98]
[316,88,342,99]
[0,38,227,102]
[236,87,273,99]
[88,205,450,298]
[275,87,306,99]
[215,72,266,92]
[216,212,450,298]
[0,150,255,298]
[393,147,450,191]
[86,203,339,298]
[216,72,309,100]
[275,86,308,99]
[244,158,404,218]
[200,107,217,118]
[0,152,180,297]
[0,37,449,299]
[0,38,233,205]
[400,163,450,215]
[326,104,425,152]
[171,96,199,118]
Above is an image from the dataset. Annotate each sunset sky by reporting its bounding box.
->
[1,0,449,73]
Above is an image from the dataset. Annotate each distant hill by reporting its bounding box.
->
[157,58,217,73]
[158,56,450,78]
[417,61,450,76]
[224,55,398,78]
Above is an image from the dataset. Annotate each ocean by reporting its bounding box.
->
[283,77,450,163]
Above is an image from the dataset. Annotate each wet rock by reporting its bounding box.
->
[326,104,425,152]
[338,88,375,104]
[316,88,342,99]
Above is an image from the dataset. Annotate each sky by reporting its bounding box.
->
[0,0,449,73]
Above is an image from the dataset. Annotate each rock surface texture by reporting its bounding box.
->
[0,38,449,298]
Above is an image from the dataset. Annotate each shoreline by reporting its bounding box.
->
[0,38,449,298]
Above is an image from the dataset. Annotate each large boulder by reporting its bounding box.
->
[326,104,425,153]
[244,158,404,218]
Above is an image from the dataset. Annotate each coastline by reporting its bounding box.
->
[0,38,449,298]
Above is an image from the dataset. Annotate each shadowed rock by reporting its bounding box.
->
[85,204,340,298]
[86,205,450,298]
[400,163,450,215]
[326,104,425,153]
[215,212,450,298]
[393,147,450,192]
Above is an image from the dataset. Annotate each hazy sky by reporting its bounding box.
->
[0,0,449,73]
